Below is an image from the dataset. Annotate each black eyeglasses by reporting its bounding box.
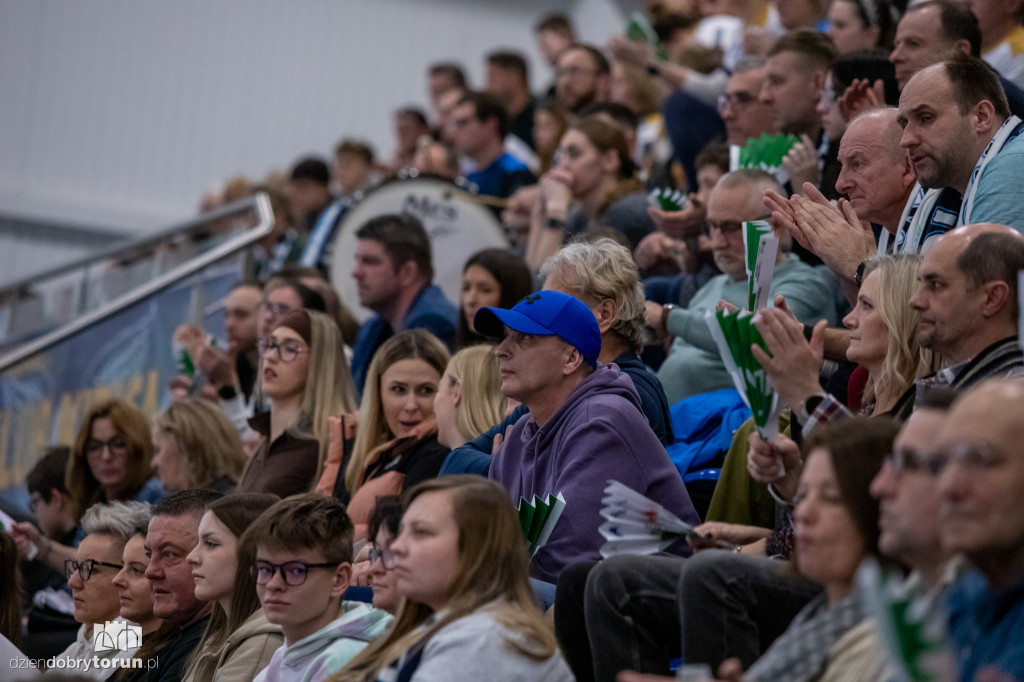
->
[717,91,757,113]
[884,447,939,475]
[65,558,123,582]
[258,337,309,363]
[555,65,597,79]
[368,545,396,569]
[705,215,773,236]
[918,442,1007,477]
[251,560,338,586]
[84,437,128,456]
[258,301,293,317]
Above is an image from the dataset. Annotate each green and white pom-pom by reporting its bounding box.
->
[648,188,688,211]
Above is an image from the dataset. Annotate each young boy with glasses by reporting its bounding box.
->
[243,494,392,682]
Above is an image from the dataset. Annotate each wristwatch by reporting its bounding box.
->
[660,303,676,331]
[853,260,867,287]
[797,395,825,424]
[545,216,567,231]
[217,385,238,401]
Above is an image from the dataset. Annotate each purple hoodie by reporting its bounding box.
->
[489,363,698,583]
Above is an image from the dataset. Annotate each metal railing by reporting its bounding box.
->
[0,193,273,373]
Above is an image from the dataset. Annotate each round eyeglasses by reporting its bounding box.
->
[251,559,338,586]
[258,337,310,363]
[368,545,396,569]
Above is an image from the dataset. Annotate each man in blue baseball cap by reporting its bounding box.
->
[475,290,602,421]
[474,290,697,589]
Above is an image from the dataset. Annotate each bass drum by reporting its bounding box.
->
[329,174,510,323]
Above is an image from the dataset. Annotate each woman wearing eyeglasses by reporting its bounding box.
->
[68,399,164,523]
[16,400,166,575]
[182,493,282,682]
[364,496,403,615]
[346,495,403,609]
[236,310,356,497]
[52,501,152,679]
[256,278,326,340]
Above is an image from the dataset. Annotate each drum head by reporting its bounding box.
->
[330,175,509,323]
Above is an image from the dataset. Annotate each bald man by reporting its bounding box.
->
[910,224,1024,369]
[766,108,959,303]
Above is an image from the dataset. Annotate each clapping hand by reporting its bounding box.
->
[839,78,885,121]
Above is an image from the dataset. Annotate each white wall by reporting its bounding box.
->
[0,221,117,287]
[0,0,626,235]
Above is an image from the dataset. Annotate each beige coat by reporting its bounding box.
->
[819,619,889,682]
[212,610,284,682]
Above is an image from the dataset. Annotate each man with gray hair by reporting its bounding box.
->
[645,169,837,404]
[440,238,675,476]
[540,237,674,443]
[52,501,152,675]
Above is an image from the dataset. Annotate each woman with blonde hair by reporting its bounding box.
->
[703,254,936,530]
[330,476,573,682]
[748,253,931,425]
[317,329,450,540]
[851,254,934,416]
[433,345,506,449]
[237,309,356,497]
[526,117,655,269]
[152,397,246,493]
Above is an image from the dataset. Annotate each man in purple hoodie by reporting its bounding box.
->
[475,290,698,586]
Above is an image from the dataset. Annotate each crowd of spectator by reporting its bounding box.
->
[5,0,1024,680]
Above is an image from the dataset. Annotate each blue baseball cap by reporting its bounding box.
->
[474,290,601,367]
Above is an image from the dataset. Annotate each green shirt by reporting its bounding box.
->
[657,254,837,405]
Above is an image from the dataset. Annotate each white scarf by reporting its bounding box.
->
[883,183,935,255]
[959,114,1023,226]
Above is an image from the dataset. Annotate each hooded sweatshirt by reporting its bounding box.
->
[489,363,698,583]
[254,601,392,682]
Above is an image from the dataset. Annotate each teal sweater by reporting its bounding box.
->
[657,255,838,405]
